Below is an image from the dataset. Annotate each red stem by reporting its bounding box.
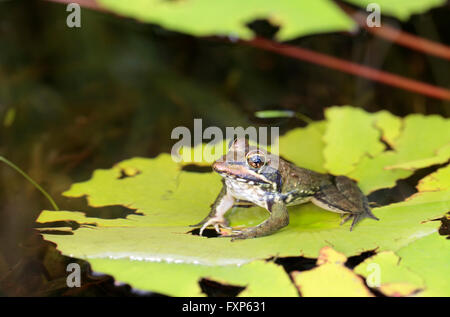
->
[244,37,450,100]
[43,0,101,10]
[338,2,450,61]
[43,0,450,100]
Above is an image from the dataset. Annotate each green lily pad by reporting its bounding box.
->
[354,251,424,296]
[96,0,448,41]
[417,164,450,192]
[396,234,450,296]
[292,247,373,297]
[88,258,298,297]
[323,106,386,175]
[354,234,450,296]
[37,106,450,296]
[347,113,450,194]
[97,0,355,41]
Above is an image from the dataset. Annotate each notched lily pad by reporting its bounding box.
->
[291,247,373,297]
[36,106,450,296]
[97,0,355,41]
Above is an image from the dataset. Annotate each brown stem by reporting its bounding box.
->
[244,37,450,100]
[43,0,101,10]
[338,1,450,61]
[43,0,450,100]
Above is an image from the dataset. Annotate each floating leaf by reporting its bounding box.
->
[96,0,448,40]
[97,0,355,41]
[354,251,424,296]
[88,258,297,297]
[323,106,385,175]
[355,235,450,297]
[373,110,402,148]
[396,234,450,296]
[417,164,450,192]
[348,114,450,194]
[275,121,327,173]
[37,106,450,296]
[292,247,373,297]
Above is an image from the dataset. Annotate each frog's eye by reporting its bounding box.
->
[246,151,266,169]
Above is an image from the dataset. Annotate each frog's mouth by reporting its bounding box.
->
[212,161,272,186]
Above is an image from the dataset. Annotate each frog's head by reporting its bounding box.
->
[212,138,281,190]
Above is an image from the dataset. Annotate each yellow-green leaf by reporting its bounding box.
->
[97,0,355,41]
[292,247,372,297]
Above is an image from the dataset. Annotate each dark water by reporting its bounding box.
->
[0,1,449,295]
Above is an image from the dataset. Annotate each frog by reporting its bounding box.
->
[191,138,379,240]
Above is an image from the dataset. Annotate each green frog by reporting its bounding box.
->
[191,138,378,240]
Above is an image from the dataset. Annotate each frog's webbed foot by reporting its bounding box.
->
[190,217,231,236]
[220,201,289,241]
[313,175,379,231]
[222,227,260,241]
[191,184,235,236]
[339,211,377,231]
[339,213,353,225]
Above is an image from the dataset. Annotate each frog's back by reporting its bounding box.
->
[279,159,330,193]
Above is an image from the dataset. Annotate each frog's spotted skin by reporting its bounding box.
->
[191,139,379,240]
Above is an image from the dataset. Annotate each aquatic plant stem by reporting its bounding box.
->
[43,0,450,100]
[337,1,450,61]
[244,37,450,101]
[0,156,59,211]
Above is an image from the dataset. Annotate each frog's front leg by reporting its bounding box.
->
[190,184,235,236]
[224,201,289,241]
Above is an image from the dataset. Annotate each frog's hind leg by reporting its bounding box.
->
[339,210,378,231]
[338,211,377,231]
[312,175,379,231]
[222,201,289,241]
[340,213,352,225]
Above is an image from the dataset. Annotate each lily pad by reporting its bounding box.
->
[346,112,450,194]
[36,106,450,296]
[354,251,424,296]
[88,258,298,297]
[96,0,448,41]
[97,0,355,41]
[292,247,373,297]
[354,234,450,296]
[323,106,385,175]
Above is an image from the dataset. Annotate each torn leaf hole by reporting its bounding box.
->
[246,19,280,39]
[437,213,450,239]
[367,162,447,207]
[188,228,221,238]
[63,260,168,297]
[273,256,317,274]
[181,164,212,173]
[199,278,246,297]
[345,250,377,269]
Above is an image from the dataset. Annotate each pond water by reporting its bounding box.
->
[0,1,448,296]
